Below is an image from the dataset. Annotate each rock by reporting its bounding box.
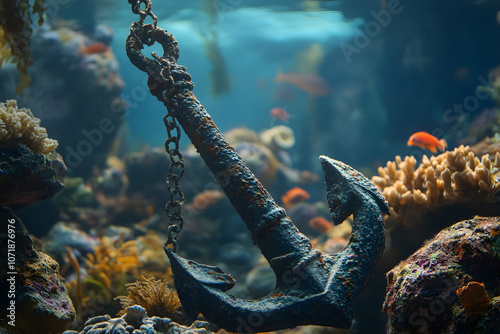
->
[383,216,500,334]
[245,264,276,299]
[0,206,75,334]
[0,143,66,206]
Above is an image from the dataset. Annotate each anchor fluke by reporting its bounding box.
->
[166,249,235,320]
[320,155,390,224]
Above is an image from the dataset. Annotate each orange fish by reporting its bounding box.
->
[79,43,109,55]
[407,131,447,154]
[275,71,330,96]
[270,107,289,122]
[281,187,310,208]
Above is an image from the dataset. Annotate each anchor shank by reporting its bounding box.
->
[168,92,313,262]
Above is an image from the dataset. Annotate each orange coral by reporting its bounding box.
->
[308,216,333,234]
[281,187,310,208]
[186,189,225,211]
[456,281,491,316]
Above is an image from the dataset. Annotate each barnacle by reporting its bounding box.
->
[0,0,46,94]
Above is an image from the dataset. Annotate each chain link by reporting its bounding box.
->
[128,0,185,252]
[128,0,158,27]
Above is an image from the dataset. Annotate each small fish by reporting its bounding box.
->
[281,187,310,208]
[79,42,109,55]
[270,107,289,123]
[275,71,330,96]
[407,131,447,154]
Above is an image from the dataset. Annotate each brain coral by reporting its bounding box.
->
[0,99,58,154]
[371,145,500,226]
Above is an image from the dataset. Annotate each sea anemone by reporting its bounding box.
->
[115,276,189,324]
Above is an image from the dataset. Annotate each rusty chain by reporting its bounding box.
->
[128,0,185,252]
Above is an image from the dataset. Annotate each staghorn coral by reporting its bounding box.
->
[0,99,58,154]
[115,276,188,324]
[0,0,46,94]
[372,145,500,226]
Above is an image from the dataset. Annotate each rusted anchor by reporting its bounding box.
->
[126,15,389,333]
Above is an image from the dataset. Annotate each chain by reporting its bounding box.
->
[163,113,185,252]
[128,0,185,252]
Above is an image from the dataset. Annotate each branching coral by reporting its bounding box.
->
[0,99,58,154]
[0,0,46,94]
[371,145,500,226]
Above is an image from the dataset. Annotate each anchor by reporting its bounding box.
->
[126,3,389,332]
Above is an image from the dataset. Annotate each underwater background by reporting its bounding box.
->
[1,0,500,333]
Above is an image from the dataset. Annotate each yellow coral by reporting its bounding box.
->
[0,99,58,154]
[372,145,500,225]
[116,276,182,318]
[260,125,295,150]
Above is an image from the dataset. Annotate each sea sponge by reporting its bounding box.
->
[0,99,58,154]
[371,145,500,226]
[260,125,295,150]
[456,281,491,316]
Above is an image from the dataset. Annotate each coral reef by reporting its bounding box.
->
[115,276,189,324]
[0,206,75,334]
[383,216,500,333]
[63,305,211,334]
[0,0,46,94]
[372,145,500,226]
[0,24,126,176]
[0,100,58,154]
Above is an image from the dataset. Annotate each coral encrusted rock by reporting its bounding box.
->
[0,100,65,206]
[0,206,75,334]
[383,216,500,334]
